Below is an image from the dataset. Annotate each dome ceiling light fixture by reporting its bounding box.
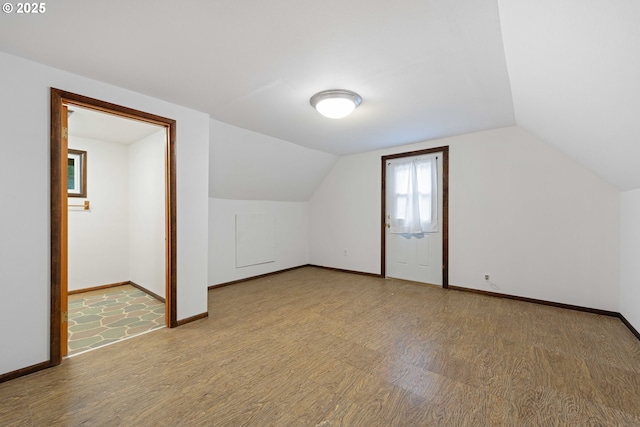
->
[310,89,362,119]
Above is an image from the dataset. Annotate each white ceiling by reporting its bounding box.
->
[498,0,640,190]
[0,0,638,189]
[67,105,163,144]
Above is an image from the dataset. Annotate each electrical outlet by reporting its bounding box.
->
[484,274,490,280]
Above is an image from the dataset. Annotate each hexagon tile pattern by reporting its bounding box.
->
[68,284,165,355]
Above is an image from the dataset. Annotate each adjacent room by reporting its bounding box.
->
[0,0,639,425]
[66,105,168,355]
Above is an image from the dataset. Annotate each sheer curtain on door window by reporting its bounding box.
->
[387,155,438,234]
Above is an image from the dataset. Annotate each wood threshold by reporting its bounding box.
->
[176,312,209,326]
[0,361,50,384]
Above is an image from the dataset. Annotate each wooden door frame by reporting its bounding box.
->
[381,145,449,288]
[50,88,178,366]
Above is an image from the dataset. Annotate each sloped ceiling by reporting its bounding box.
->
[0,0,513,155]
[0,0,638,190]
[209,119,337,201]
[498,0,640,190]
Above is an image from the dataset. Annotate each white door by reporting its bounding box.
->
[385,153,443,285]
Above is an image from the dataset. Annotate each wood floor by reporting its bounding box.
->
[1,267,639,426]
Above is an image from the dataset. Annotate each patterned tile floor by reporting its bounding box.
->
[68,284,165,356]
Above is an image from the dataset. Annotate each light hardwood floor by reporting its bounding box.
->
[1,267,639,426]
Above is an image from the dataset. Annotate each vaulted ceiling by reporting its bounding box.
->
[0,0,638,189]
[498,0,640,191]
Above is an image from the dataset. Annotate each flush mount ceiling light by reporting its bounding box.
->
[310,89,362,119]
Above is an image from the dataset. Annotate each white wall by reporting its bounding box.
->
[67,136,129,291]
[208,118,330,286]
[68,130,167,298]
[129,129,166,298]
[621,189,640,333]
[310,126,620,311]
[309,151,380,274]
[0,51,209,376]
[208,199,309,285]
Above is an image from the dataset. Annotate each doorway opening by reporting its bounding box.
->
[381,146,449,287]
[50,88,177,366]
